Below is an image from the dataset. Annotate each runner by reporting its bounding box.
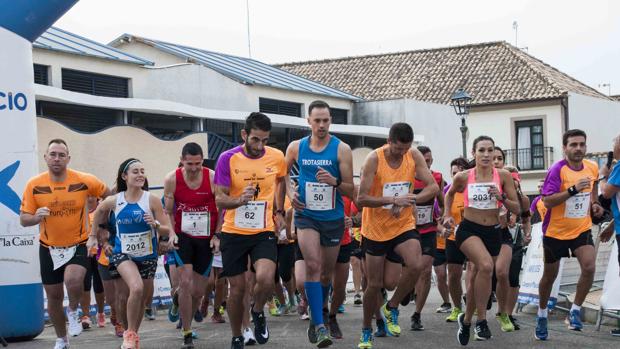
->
[92,158,171,349]
[443,157,469,323]
[530,179,547,223]
[327,195,359,339]
[356,123,439,348]
[214,112,287,349]
[410,145,445,331]
[80,197,106,330]
[443,135,520,345]
[284,100,354,347]
[535,129,604,340]
[20,139,111,349]
[163,143,221,348]
[599,134,619,337]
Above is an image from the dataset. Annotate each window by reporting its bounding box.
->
[62,69,129,98]
[515,119,544,170]
[36,101,122,132]
[129,112,195,140]
[33,64,49,85]
[259,98,302,117]
[330,108,348,124]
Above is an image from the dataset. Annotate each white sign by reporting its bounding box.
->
[600,240,620,310]
[0,27,41,287]
[517,223,564,309]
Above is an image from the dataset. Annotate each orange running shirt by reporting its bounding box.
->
[20,169,107,247]
[444,184,465,241]
[214,145,287,235]
[362,146,416,242]
[542,159,598,240]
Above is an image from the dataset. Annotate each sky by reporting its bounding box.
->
[54,0,620,95]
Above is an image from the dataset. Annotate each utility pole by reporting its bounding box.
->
[512,21,518,47]
[246,0,252,58]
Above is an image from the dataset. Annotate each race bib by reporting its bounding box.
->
[235,201,267,229]
[305,182,335,211]
[382,181,411,209]
[121,230,153,258]
[50,246,77,270]
[181,211,211,237]
[467,183,498,210]
[565,192,590,219]
[416,205,434,225]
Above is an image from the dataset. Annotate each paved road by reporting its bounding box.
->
[7,290,619,349]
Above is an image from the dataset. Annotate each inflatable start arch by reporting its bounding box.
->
[0,0,79,339]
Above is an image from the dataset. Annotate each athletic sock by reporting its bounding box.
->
[570,304,581,312]
[305,281,324,326]
[537,307,548,318]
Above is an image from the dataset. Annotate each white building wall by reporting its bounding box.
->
[568,92,620,153]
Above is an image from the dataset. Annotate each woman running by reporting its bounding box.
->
[443,136,520,346]
[93,158,171,349]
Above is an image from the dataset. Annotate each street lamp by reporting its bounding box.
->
[450,88,472,158]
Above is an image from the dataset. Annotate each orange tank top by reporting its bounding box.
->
[362,146,416,242]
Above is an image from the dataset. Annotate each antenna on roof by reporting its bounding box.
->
[512,21,518,47]
[599,83,611,96]
[246,0,252,58]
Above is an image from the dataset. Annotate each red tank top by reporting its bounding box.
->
[340,197,357,245]
[174,168,218,239]
[414,170,443,234]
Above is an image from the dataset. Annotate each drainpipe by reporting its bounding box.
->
[560,95,569,132]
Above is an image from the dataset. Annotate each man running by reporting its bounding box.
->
[284,100,354,347]
[215,112,287,349]
[163,142,221,348]
[410,145,445,331]
[535,129,604,340]
[356,123,439,348]
[20,139,111,349]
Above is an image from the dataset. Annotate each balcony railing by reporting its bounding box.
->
[504,146,554,171]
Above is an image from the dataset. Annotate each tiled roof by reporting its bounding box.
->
[34,27,153,65]
[109,34,360,101]
[276,41,609,105]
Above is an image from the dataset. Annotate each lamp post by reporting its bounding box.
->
[450,89,472,158]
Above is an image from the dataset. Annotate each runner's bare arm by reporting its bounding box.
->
[357,151,391,208]
[336,142,355,199]
[149,193,170,237]
[92,196,115,245]
[284,141,305,209]
[163,171,176,234]
[215,184,249,210]
[411,148,439,203]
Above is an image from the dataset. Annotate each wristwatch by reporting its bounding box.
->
[335,177,342,187]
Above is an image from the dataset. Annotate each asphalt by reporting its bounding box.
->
[6,289,619,349]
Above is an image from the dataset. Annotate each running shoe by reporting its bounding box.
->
[358,328,373,349]
[436,302,452,313]
[374,319,387,337]
[308,323,318,344]
[535,316,548,341]
[474,320,492,341]
[288,302,297,314]
[337,304,345,314]
[410,312,424,331]
[456,313,470,346]
[182,331,194,349]
[400,291,412,307]
[298,297,308,316]
[279,304,289,315]
[354,293,363,306]
[496,313,514,332]
[67,309,83,337]
[211,312,226,323]
[80,315,91,330]
[328,315,342,339]
[114,323,124,337]
[380,303,401,336]
[121,330,139,349]
[243,327,256,345]
[194,309,203,323]
[54,338,69,349]
[168,292,180,322]
[301,312,310,320]
[446,307,463,322]
[231,336,244,349]
[96,312,105,328]
[316,326,333,348]
[252,310,269,344]
[567,309,583,331]
[508,315,520,330]
[144,308,156,321]
[611,328,620,337]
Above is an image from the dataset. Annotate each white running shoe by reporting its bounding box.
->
[54,338,69,349]
[243,327,256,345]
[67,309,83,337]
